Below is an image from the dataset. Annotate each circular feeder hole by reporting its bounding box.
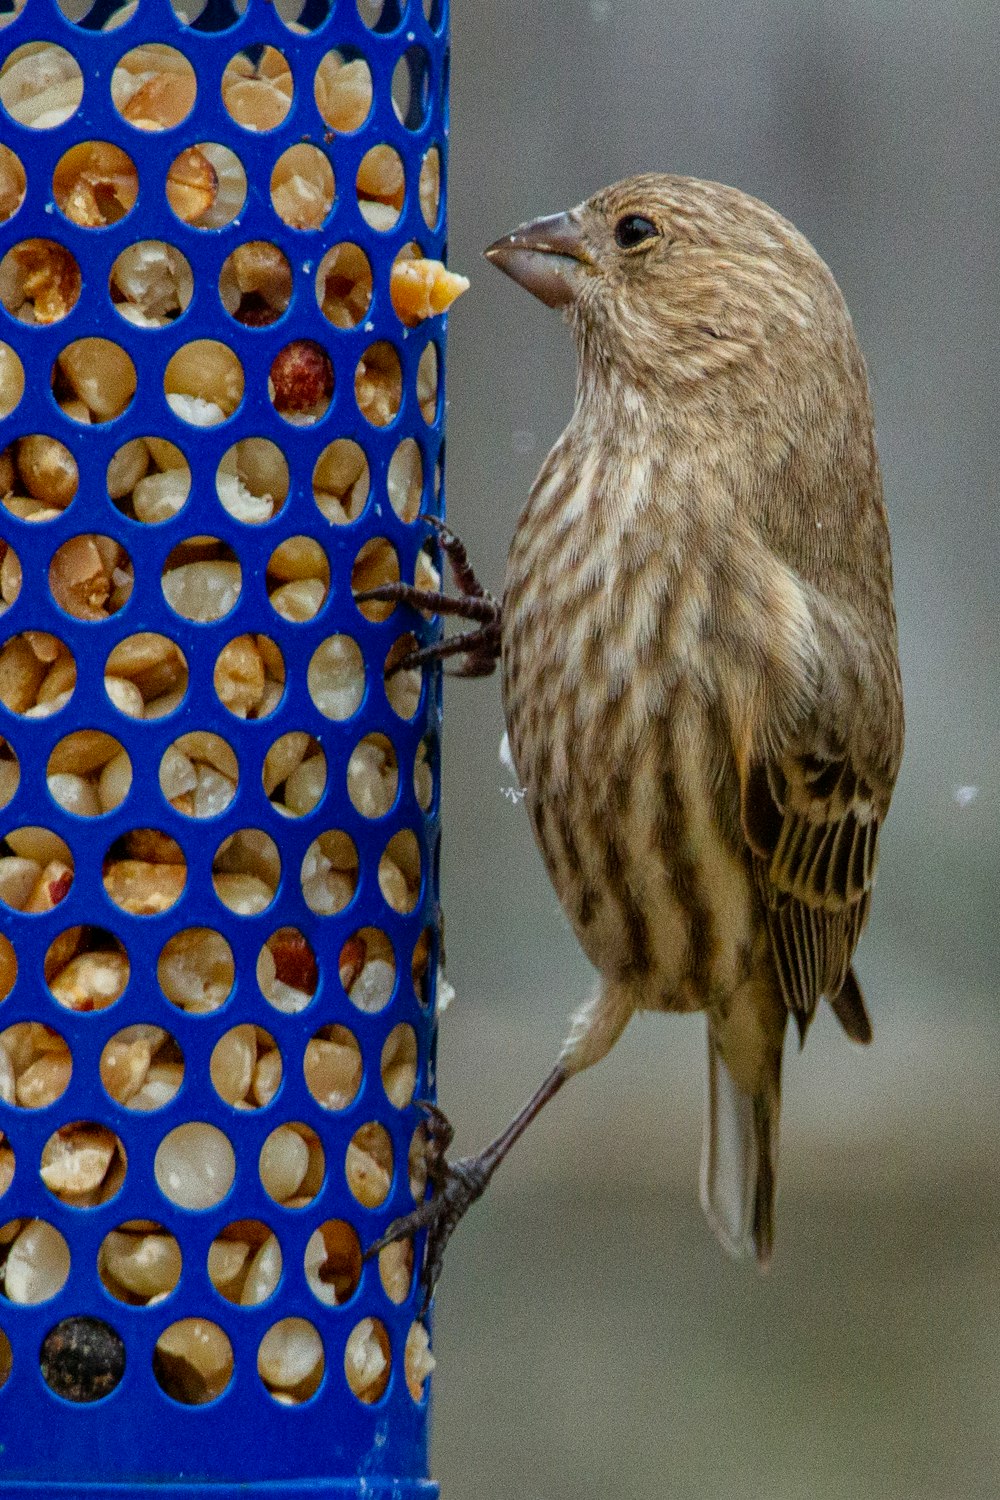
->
[314,49,371,133]
[40,1123,126,1208]
[209,1220,281,1306]
[344,1316,391,1404]
[342,927,396,1014]
[356,341,402,427]
[53,338,136,424]
[42,1317,125,1403]
[0,238,80,323]
[267,536,330,623]
[0,1022,72,1108]
[305,1219,362,1306]
[212,829,280,916]
[100,1025,184,1112]
[102,829,186,916]
[49,535,133,622]
[0,1220,70,1304]
[259,1123,324,1208]
[270,144,334,231]
[313,438,369,525]
[347,733,399,819]
[222,45,293,132]
[108,438,191,526]
[167,142,246,229]
[52,141,137,227]
[110,241,192,327]
[316,242,372,327]
[98,1221,181,1306]
[154,1318,233,1405]
[214,635,285,721]
[46,927,130,1013]
[0,45,83,131]
[111,43,196,132]
[303,1024,362,1112]
[264,732,327,817]
[160,731,238,819]
[219,242,291,327]
[301,831,358,916]
[210,1026,282,1110]
[346,1122,393,1209]
[155,1123,235,1211]
[0,827,74,911]
[158,928,234,1017]
[104,633,188,720]
[269,339,333,425]
[308,635,364,720]
[216,437,289,523]
[257,928,317,1015]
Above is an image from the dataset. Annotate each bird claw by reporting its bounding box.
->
[352,517,502,679]
[364,1101,488,1314]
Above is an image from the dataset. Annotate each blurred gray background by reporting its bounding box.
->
[433,2,999,1496]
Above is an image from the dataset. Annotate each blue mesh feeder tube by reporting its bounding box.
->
[0,0,447,1492]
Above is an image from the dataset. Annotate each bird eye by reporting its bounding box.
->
[614,214,660,250]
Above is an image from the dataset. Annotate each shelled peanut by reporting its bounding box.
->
[391,248,469,327]
[100,1025,183,1112]
[98,1221,182,1305]
[256,928,317,1015]
[340,926,396,1014]
[344,1317,391,1403]
[1,434,78,521]
[303,1024,362,1111]
[110,43,196,131]
[40,1123,127,1208]
[210,1026,282,1110]
[1,1218,70,1304]
[0,826,73,912]
[405,1321,435,1401]
[46,927,130,1013]
[0,1022,71,1109]
[108,437,191,525]
[208,1221,281,1306]
[346,1122,393,1209]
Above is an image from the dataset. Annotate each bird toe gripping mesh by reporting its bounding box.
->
[0,0,447,1492]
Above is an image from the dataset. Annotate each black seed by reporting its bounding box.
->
[41,1316,125,1403]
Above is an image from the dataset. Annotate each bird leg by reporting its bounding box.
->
[353,515,502,678]
[365,1066,568,1311]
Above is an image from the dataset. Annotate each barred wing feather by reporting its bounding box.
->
[741,752,879,1041]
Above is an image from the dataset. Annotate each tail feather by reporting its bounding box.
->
[700,1024,782,1266]
[828,966,873,1045]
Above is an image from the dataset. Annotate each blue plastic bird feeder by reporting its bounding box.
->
[0,0,446,1492]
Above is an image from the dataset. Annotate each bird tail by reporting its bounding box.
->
[700,1019,783,1267]
[828,965,873,1045]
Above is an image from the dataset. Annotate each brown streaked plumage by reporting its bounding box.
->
[358,173,903,1301]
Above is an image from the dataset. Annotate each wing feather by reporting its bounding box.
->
[743,739,883,1040]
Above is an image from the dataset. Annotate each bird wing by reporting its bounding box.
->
[740,742,881,1040]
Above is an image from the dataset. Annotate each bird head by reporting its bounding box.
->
[485,173,849,398]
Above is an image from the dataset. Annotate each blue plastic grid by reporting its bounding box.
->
[0,0,448,1492]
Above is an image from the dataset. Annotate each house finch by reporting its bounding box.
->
[359,173,903,1304]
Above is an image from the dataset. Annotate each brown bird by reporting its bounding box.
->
[358,173,904,1303]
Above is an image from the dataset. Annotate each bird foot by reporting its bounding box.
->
[364,1101,492,1312]
[353,516,502,678]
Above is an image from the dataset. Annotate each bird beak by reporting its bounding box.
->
[484,211,592,310]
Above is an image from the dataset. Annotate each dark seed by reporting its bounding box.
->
[41,1316,125,1402]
